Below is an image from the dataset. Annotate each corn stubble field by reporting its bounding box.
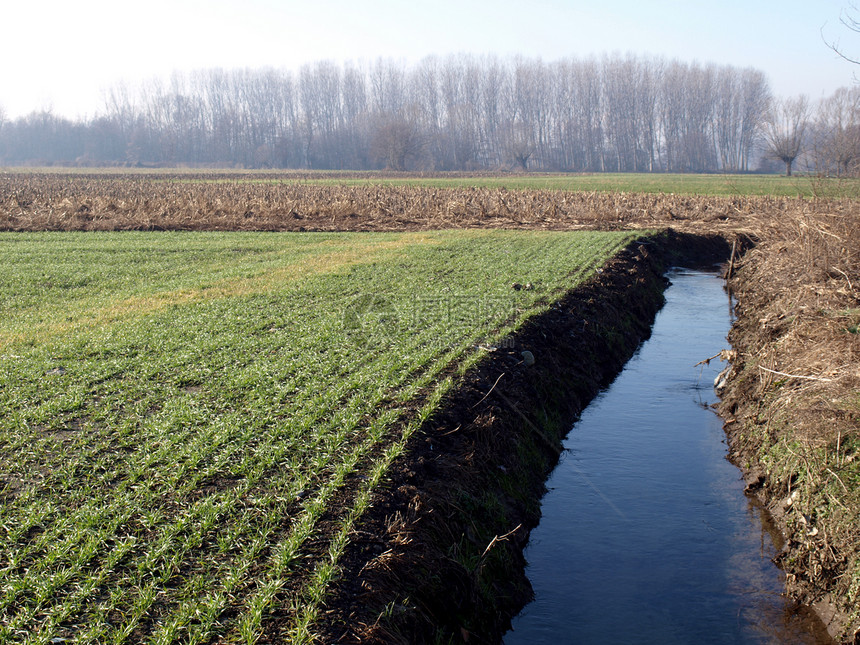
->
[0,172,856,235]
[0,225,638,643]
[1,170,858,642]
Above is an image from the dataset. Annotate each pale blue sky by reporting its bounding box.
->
[2,0,856,119]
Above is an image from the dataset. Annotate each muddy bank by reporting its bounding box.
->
[313,231,731,643]
[718,212,860,644]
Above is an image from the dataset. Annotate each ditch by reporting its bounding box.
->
[504,269,832,644]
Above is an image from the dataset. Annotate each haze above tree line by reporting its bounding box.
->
[0,54,856,175]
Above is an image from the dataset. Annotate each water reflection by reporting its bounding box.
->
[505,270,831,645]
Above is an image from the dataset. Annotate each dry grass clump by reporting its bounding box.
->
[720,205,860,640]
[0,172,851,234]
[739,208,860,397]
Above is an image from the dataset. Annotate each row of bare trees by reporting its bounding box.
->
[761,86,860,176]
[0,54,857,175]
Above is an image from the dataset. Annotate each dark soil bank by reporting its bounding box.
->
[313,231,732,644]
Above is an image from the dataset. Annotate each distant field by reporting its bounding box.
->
[4,167,859,197]
[0,229,639,643]
[295,172,860,198]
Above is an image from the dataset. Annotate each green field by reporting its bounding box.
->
[0,229,640,643]
[7,167,860,198]
[183,171,860,198]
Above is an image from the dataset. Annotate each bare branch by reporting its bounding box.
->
[758,365,833,382]
[823,3,860,65]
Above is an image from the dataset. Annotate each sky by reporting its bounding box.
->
[1,0,857,120]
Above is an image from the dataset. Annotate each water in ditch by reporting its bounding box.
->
[505,269,831,644]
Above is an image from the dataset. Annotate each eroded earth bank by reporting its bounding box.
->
[719,212,860,644]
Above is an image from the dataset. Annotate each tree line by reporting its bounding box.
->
[0,54,857,174]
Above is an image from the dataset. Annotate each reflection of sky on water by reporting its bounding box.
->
[506,270,830,645]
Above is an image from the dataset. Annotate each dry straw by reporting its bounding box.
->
[2,172,852,235]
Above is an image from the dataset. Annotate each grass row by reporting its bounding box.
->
[288,172,860,198]
[0,229,641,642]
[5,167,860,197]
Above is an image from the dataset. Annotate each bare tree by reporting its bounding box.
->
[502,121,536,170]
[103,81,139,162]
[660,61,688,172]
[371,117,422,170]
[635,57,661,172]
[739,69,772,171]
[763,95,810,176]
[813,86,860,175]
[575,58,605,171]
[370,58,407,115]
[340,63,369,168]
[713,67,771,172]
[603,54,638,171]
[480,55,506,167]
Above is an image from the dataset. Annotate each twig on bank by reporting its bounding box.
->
[474,523,524,583]
[832,266,855,294]
[837,431,843,468]
[783,440,816,489]
[480,524,522,560]
[727,239,737,280]
[695,348,736,367]
[827,468,849,495]
[695,352,722,367]
[470,372,506,409]
[758,365,833,382]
